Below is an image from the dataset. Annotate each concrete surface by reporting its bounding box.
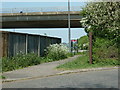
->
[2,55,80,82]
[2,55,118,83]
[2,69,119,88]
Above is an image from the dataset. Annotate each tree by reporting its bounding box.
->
[80,2,119,63]
[80,2,120,43]
[78,35,89,50]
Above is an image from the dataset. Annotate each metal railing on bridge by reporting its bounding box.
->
[0,6,82,13]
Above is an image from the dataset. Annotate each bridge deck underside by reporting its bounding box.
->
[2,20,82,28]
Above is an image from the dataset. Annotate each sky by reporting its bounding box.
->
[1,2,87,43]
[2,2,86,8]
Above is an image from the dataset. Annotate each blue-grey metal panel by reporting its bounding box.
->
[27,35,39,54]
[8,33,26,57]
[6,31,61,57]
[40,36,47,56]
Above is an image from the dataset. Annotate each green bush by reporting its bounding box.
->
[2,48,71,72]
[2,53,46,72]
[0,75,6,79]
[97,59,119,66]
[92,38,118,64]
[46,44,69,60]
[78,35,89,50]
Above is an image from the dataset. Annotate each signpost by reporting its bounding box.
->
[71,39,77,55]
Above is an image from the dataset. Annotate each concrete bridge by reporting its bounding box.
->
[0,6,83,28]
[1,7,93,64]
[1,11,82,28]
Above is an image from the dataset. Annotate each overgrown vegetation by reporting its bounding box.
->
[2,44,70,72]
[92,38,118,64]
[57,2,120,70]
[2,53,43,72]
[57,53,119,70]
[0,75,6,79]
[45,44,69,60]
[80,2,119,63]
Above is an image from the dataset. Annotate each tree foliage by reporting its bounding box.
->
[80,2,119,63]
[78,35,89,50]
[80,2,120,42]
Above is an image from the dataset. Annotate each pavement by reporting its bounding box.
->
[2,55,119,83]
[3,69,118,88]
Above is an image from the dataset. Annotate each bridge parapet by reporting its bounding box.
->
[1,11,81,16]
[0,6,82,14]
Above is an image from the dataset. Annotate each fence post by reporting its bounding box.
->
[26,34,28,54]
[89,32,92,64]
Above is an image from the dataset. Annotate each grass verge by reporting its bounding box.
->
[0,75,6,79]
[57,54,119,70]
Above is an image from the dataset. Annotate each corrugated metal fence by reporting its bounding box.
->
[1,31,61,57]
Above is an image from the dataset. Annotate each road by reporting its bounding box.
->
[2,69,118,88]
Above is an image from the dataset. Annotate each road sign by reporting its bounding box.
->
[71,40,77,42]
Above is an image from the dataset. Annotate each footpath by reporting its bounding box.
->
[2,55,118,82]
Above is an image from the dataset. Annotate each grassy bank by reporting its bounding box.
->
[57,54,119,70]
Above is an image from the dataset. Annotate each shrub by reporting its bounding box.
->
[97,58,119,66]
[2,45,70,72]
[2,53,43,72]
[46,44,69,60]
[92,38,118,64]
[0,75,6,79]
[78,35,89,50]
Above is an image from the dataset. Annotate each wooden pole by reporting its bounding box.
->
[89,32,92,64]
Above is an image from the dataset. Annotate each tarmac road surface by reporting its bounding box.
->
[2,69,118,88]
